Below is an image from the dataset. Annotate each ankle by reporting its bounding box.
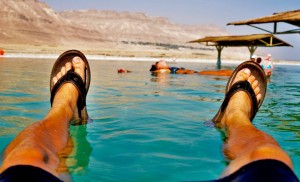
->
[222,93,252,127]
[52,83,79,111]
[223,109,250,127]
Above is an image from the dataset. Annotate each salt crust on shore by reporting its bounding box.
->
[1,53,299,66]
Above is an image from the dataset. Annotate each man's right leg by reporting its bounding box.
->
[217,68,293,178]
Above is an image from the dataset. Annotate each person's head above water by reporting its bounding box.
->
[156,60,169,69]
[256,57,262,64]
[150,60,169,71]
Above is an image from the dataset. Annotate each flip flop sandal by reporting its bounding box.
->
[50,50,92,125]
[212,61,267,124]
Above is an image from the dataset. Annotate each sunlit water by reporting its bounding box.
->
[0,57,300,181]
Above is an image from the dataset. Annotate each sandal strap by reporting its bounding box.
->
[50,70,87,111]
[220,81,258,121]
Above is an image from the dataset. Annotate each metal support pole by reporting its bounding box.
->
[216,45,224,69]
[248,45,258,58]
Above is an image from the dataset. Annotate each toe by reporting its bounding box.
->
[256,93,262,102]
[233,68,251,83]
[52,77,58,85]
[252,80,259,88]
[52,62,72,86]
[61,66,66,75]
[247,75,256,84]
[72,57,85,81]
[254,87,260,96]
[66,62,72,72]
[56,72,62,80]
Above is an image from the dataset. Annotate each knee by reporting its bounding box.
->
[250,144,293,168]
[251,144,281,157]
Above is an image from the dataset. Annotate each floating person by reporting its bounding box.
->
[117,68,131,73]
[149,60,196,74]
[150,60,232,76]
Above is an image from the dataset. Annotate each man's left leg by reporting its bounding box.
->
[0,57,86,178]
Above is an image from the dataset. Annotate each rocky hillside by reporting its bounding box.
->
[0,0,233,57]
[60,10,225,44]
[0,0,105,46]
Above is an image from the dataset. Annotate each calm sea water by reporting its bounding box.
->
[0,57,300,181]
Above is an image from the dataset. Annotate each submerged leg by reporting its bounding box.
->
[0,57,86,177]
[217,68,293,177]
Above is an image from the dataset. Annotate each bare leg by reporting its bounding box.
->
[0,57,85,177]
[219,68,293,177]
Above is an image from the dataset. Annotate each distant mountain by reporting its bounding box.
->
[59,10,226,44]
[0,0,105,46]
[0,0,232,57]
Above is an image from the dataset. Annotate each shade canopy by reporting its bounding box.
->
[227,9,300,34]
[189,34,292,68]
[189,34,292,47]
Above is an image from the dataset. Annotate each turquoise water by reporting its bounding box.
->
[0,57,300,181]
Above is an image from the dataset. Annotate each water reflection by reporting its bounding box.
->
[150,72,170,85]
[58,125,93,181]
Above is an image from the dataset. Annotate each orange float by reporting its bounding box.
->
[0,49,4,55]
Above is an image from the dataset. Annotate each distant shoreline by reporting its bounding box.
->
[1,53,300,66]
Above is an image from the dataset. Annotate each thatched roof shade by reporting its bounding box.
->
[227,9,300,34]
[189,34,292,68]
[189,34,292,47]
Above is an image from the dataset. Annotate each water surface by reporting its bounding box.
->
[0,58,300,181]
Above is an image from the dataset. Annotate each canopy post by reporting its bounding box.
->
[216,45,224,69]
[248,45,258,58]
[270,36,273,45]
[273,22,277,34]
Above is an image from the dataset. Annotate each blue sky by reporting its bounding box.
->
[43,0,300,61]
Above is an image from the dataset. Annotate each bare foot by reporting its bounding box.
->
[231,68,261,102]
[52,57,85,85]
[52,57,86,123]
[220,68,262,127]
